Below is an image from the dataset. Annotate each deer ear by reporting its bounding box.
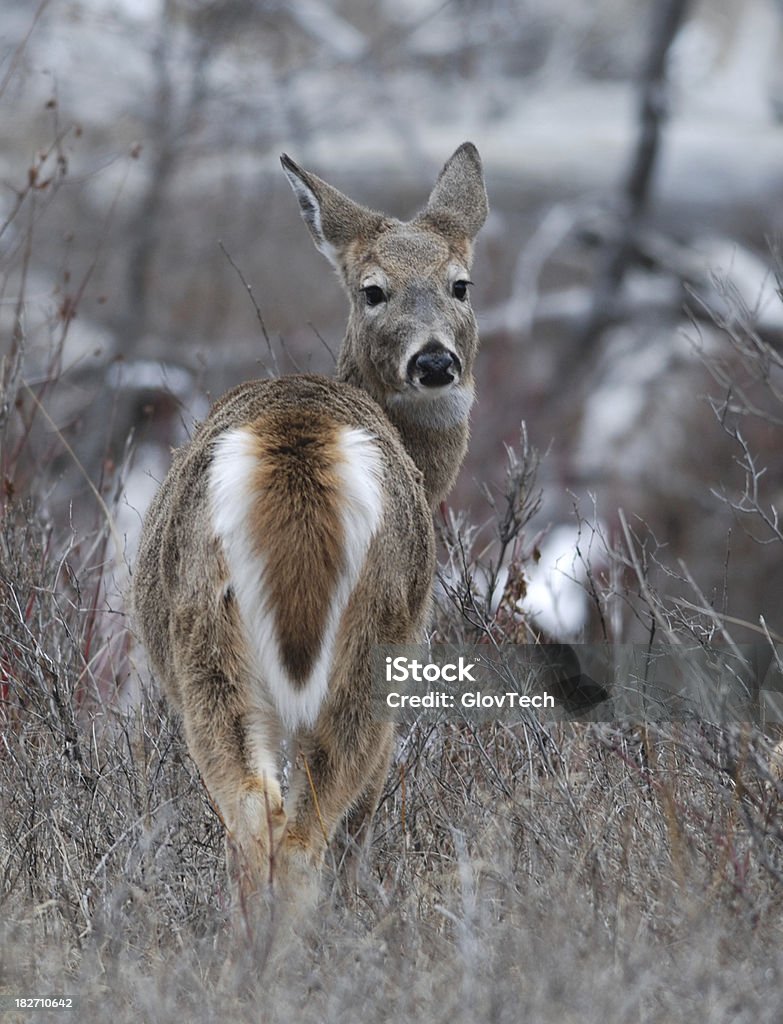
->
[281,154,384,271]
[423,142,488,241]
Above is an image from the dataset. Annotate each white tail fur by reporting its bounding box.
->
[209,424,384,731]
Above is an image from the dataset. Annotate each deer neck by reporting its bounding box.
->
[336,350,471,508]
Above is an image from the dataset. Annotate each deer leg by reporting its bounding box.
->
[281,715,396,886]
[177,662,286,904]
[341,725,395,853]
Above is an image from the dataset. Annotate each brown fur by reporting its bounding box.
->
[245,411,345,686]
[132,145,488,905]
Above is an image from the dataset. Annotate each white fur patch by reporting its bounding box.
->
[387,383,475,429]
[209,425,383,733]
[244,698,283,789]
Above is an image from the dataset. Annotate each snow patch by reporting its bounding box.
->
[520,524,592,639]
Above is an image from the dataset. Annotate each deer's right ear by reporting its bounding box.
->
[281,154,383,272]
[424,142,488,242]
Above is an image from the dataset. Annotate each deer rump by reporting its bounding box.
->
[209,404,385,733]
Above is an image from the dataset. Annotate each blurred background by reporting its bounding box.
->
[2,0,783,648]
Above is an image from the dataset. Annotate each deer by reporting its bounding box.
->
[132,143,488,904]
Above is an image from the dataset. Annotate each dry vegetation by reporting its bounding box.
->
[3,7,783,1021]
[3,285,783,1023]
[3,514,783,1023]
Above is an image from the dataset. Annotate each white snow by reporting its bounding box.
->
[520,524,593,638]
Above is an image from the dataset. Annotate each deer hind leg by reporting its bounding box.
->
[281,712,395,887]
[329,723,395,892]
[340,724,395,854]
[177,655,286,903]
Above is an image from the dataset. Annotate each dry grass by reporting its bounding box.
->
[2,482,783,1021]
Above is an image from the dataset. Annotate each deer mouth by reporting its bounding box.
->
[406,345,462,390]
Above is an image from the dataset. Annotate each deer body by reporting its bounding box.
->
[133,144,487,899]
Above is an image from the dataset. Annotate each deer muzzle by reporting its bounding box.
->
[407,344,462,389]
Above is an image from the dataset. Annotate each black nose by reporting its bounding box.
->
[407,346,461,388]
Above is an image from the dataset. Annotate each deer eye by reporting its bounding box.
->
[362,285,386,307]
[452,280,472,301]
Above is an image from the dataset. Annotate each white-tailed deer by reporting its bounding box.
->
[132,143,488,901]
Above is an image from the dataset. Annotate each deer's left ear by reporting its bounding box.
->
[281,154,385,272]
[423,142,488,242]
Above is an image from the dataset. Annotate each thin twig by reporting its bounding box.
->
[302,754,329,847]
[218,240,279,375]
[20,382,124,568]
